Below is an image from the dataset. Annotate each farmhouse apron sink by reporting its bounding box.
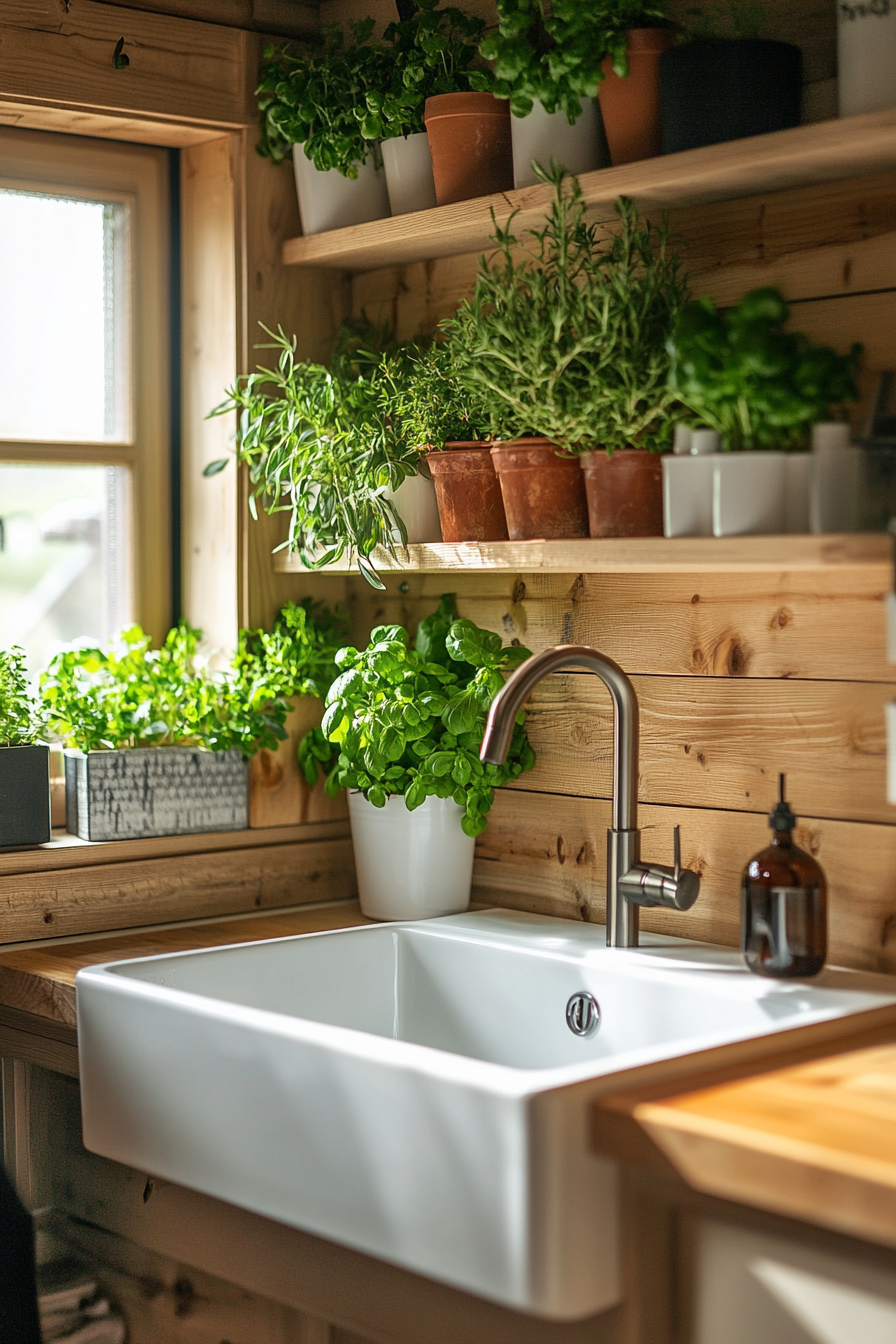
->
[77,909,896,1320]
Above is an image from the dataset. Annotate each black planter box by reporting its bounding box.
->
[660,39,802,155]
[0,743,51,848]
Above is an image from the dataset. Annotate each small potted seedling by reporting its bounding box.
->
[302,596,535,920]
[0,647,50,849]
[41,623,288,842]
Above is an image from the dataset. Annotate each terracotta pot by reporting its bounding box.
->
[579,450,664,538]
[424,92,513,206]
[599,28,674,165]
[425,443,509,543]
[490,438,589,541]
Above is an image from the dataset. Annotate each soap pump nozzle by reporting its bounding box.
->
[769,772,796,834]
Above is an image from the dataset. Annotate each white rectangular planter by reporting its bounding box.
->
[511,98,609,190]
[839,2,896,116]
[713,452,787,536]
[811,438,863,533]
[292,143,390,235]
[662,454,716,536]
[784,453,811,534]
[65,747,248,842]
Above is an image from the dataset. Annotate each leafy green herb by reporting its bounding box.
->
[668,287,862,450]
[683,2,767,41]
[257,21,383,175]
[477,0,669,122]
[304,602,535,838]
[41,624,288,757]
[366,1,486,141]
[442,167,689,452]
[0,648,44,748]
[235,599,349,703]
[207,325,423,589]
[383,342,492,450]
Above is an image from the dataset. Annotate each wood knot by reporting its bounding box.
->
[511,578,526,605]
[727,641,750,676]
[771,606,793,630]
[691,593,700,605]
[557,835,567,865]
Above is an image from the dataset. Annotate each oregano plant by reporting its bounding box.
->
[0,648,44,748]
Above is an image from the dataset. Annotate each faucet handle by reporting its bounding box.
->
[620,826,700,912]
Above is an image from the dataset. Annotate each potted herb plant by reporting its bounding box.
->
[667,287,862,536]
[660,3,802,154]
[207,322,434,590]
[257,22,390,235]
[0,647,50,849]
[443,168,688,538]
[302,597,534,920]
[590,1,674,165]
[361,0,486,215]
[41,623,288,842]
[389,342,508,542]
[236,599,349,828]
[477,0,610,189]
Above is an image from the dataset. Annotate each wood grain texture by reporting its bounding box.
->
[273,534,891,578]
[90,0,319,39]
[633,1043,896,1251]
[338,568,895,683]
[517,673,893,825]
[0,836,356,944]
[473,789,896,974]
[0,902,369,1028]
[0,99,226,145]
[283,111,896,272]
[0,0,250,129]
[248,696,345,828]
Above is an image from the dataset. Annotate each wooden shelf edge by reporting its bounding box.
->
[282,109,896,272]
[273,534,892,577]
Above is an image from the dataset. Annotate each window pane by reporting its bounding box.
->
[0,463,132,672]
[0,190,129,442]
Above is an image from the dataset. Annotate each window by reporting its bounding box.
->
[0,128,171,670]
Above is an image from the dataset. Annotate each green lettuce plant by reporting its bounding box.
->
[0,648,44,747]
[41,624,288,756]
[476,0,669,121]
[257,21,383,175]
[301,596,535,838]
[668,288,862,450]
[442,167,689,452]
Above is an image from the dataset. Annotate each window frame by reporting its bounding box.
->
[0,126,171,642]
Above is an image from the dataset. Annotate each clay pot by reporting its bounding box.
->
[490,438,589,541]
[425,443,509,543]
[599,28,674,165]
[579,450,664,538]
[424,92,513,206]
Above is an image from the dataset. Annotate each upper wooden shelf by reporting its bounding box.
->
[274,533,891,577]
[282,108,896,273]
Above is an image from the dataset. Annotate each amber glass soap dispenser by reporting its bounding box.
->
[741,774,827,978]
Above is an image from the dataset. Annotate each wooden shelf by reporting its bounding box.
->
[282,109,896,272]
[274,533,891,577]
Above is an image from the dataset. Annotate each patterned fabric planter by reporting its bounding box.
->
[64,747,248,842]
[0,744,51,848]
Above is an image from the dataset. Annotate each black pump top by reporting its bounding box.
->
[769,772,796,832]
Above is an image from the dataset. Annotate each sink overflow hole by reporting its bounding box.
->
[566,991,601,1037]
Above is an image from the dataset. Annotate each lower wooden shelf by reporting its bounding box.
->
[274,533,891,577]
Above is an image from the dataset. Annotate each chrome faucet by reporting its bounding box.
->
[479,645,700,948]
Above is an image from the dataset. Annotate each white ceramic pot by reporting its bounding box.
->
[784,453,811,534]
[292,143,390,236]
[810,422,863,533]
[839,2,896,116]
[381,132,437,215]
[387,470,442,543]
[348,791,476,921]
[662,453,716,536]
[510,98,609,190]
[712,452,787,536]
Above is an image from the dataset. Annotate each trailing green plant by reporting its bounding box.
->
[383,341,493,450]
[300,595,535,838]
[683,1,767,41]
[441,166,689,452]
[0,648,44,747]
[41,624,288,756]
[476,0,669,122]
[235,598,349,703]
[257,20,383,175]
[668,287,862,450]
[363,0,485,141]
[207,325,423,589]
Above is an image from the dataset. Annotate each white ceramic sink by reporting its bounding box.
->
[77,910,896,1319]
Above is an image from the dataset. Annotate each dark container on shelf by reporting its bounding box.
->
[741,774,827,979]
[660,39,803,155]
[0,743,51,848]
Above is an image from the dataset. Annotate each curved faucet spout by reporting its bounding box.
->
[480,644,639,833]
